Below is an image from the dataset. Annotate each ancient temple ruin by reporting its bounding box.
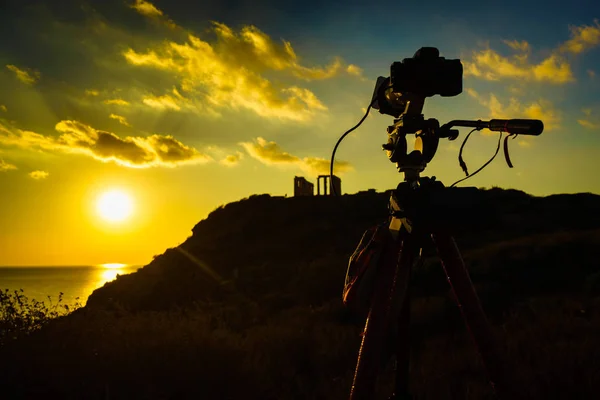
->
[294,176,314,196]
[317,175,341,196]
[293,175,341,196]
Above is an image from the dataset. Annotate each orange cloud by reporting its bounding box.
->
[109,114,131,127]
[104,99,130,106]
[129,0,177,29]
[29,170,49,180]
[143,94,182,111]
[578,119,600,129]
[219,151,244,167]
[0,159,17,172]
[0,120,212,168]
[240,137,352,175]
[466,88,561,131]
[503,39,531,53]
[517,140,532,148]
[463,49,573,84]
[5,64,40,85]
[465,20,600,85]
[578,108,600,129]
[346,64,365,77]
[559,19,600,54]
[122,21,363,121]
[130,0,163,17]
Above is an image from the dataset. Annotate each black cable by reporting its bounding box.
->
[450,130,505,188]
[457,128,479,176]
[329,99,377,196]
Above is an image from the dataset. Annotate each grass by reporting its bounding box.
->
[1,288,599,399]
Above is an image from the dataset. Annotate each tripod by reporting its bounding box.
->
[348,174,519,400]
[345,115,542,400]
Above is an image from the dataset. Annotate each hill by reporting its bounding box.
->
[85,187,600,313]
[2,187,600,399]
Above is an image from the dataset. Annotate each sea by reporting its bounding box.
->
[0,264,141,308]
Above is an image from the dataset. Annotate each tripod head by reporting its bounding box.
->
[370,47,461,183]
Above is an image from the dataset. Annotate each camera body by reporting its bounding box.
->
[371,48,463,118]
[390,47,462,98]
[370,48,463,172]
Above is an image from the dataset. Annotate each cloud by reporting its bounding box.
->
[463,49,574,84]
[465,20,600,85]
[466,88,561,130]
[0,105,6,112]
[346,64,364,77]
[559,19,600,54]
[578,108,600,129]
[518,140,532,148]
[5,64,40,85]
[122,21,363,121]
[109,114,131,127]
[142,88,223,117]
[130,0,163,18]
[104,99,130,106]
[0,120,212,168]
[0,159,17,172]
[143,93,182,111]
[303,157,352,175]
[219,151,244,167]
[588,70,596,79]
[578,119,600,129]
[241,137,299,164]
[29,170,49,180]
[86,89,100,96]
[240,137,352,175]
[129,0,177,29]
[503,40,531,53]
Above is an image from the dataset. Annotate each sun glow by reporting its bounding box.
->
[96,190,134,222]
[99,263,128,269]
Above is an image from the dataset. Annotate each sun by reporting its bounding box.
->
[96,190,134,223]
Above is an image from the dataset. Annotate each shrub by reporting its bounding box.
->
[0,288,82,347]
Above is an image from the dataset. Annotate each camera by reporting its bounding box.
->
[372,47,463,118]
[391,47,462,98]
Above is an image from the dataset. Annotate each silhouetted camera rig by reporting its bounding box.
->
[372,47,542,183]
[330,47,544,188]
[332,48,544,400]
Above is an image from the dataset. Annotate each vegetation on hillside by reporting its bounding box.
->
[0,289,81,347]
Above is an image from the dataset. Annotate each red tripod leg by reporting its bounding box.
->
[431,233,519,399]
[349,232,415,400]
[389,233,418,399]
[391,267,413,399]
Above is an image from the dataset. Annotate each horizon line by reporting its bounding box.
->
[0,264,144,268]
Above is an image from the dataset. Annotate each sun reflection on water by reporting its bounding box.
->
[100,268,120,282]
[86,263,132,298]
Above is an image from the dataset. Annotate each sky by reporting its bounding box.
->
[1,0,599,266]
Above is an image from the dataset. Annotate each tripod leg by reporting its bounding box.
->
[431,233,519,399]
[388,236,418,399]
[349,232,415,400]
[391,277,412,400]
